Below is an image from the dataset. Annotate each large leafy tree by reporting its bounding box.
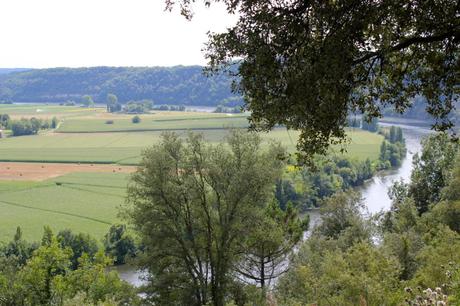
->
[167,0,459,161]
[126,131,286,305]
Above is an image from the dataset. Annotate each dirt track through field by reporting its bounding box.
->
[0,162,137,181]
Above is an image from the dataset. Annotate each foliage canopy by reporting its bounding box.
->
[168,0,460,161]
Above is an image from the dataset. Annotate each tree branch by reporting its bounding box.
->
[353,29,460,65]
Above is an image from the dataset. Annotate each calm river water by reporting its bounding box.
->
[118,121,432,287]
[361,122,431,213]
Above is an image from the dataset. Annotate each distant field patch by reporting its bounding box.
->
[0,162,135,181]
[0,104,99,119]
[57,114,249,133]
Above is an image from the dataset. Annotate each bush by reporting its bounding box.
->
[105,120,114,124]
[132,115,141,124]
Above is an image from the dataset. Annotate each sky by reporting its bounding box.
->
[0,0,237,68]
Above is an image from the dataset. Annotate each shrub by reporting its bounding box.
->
[132,116,141,124]
[105,120,114,124]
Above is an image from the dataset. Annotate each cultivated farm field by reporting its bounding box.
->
[0,128,382,164]
[0,104,383,163]
[0,104,384,242]
[0,172,129,242]
[0,104,99,119]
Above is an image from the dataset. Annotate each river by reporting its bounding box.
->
[117,120,431,287]
[361,121,431,213]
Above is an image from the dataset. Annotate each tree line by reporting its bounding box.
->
[0,114,59,136]
[378,126,406,169]
[0,224,139,305]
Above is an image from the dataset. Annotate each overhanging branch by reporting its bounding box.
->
[353,30,460,65]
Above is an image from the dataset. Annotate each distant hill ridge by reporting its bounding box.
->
[0,68,30,75]
[0,66,241,106]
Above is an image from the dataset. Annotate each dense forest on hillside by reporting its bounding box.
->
[0,67,241,106]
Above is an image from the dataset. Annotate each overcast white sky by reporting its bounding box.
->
[0,0,236,68]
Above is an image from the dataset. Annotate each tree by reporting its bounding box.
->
[57,229,99,269]
[56,251,140,305]
[126,130,285,305]
[3,226,37,266]
[408,133,459,213]
[51,116,59,129]
[236,201,308,291]
[396,127,403,143]
[41,225,54,246]
[389,126,397,143]
[276,241,402,305]
[314,191,373,248]
[106,93,120,113]
[0,114,10,129]
[168,0,460,161]
[103,224,136,265]
[274,179,299,210]
[82,95,94,108]
[361,118,379,133]
[18,236,72,305]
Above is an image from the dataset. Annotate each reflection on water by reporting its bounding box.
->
[360,123,431,213]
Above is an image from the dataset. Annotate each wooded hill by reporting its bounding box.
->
[0,66,241,106]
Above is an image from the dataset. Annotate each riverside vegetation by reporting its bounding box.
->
[0,131,457,305]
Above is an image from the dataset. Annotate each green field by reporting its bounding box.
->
[0,105,383,163]
[0,104,99,119]
[0,104,384,242]
[0,128,382,164]
[57,114,249,133]
[0,172,128,242]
